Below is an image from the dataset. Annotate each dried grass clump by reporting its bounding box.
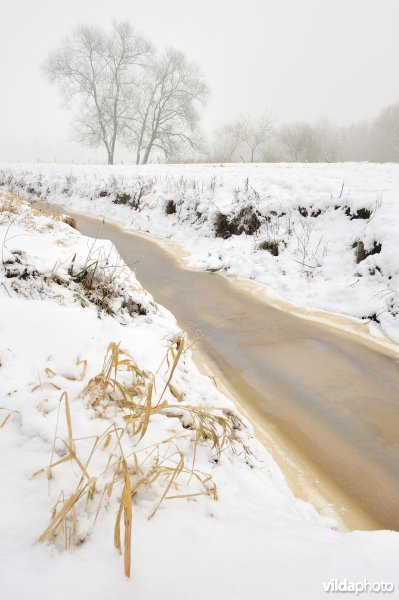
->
[60,215,77,229]
[0,192,25,215]
[33,205,77,229]
[0,407,19,428]
[0,191,71,229]
[32,339,246,577]
[68,251,149,318]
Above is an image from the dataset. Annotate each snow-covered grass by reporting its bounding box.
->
[1,189,399,600]
[0,193,252,562]
[1,162,399,342]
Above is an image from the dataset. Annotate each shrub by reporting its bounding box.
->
[214,206,261,239]
[214,212,232,239]
[258,240,279,256]
[344,206,372,220]
[114,192,132,206]
[231,206,261,235]
[165,199,177,215]
[298,206,322,218]
[353,240,382,263]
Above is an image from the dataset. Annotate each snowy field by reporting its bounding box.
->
[1,191,399,600]
[1,162,399,343]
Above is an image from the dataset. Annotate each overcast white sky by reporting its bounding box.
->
[1,0,398,163]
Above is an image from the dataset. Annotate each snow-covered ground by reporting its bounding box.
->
[1,162,399,342]
[1,191,399,600]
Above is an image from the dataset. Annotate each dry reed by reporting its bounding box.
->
[32,337,245,577]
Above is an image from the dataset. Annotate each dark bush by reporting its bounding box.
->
[258,240,279,256]
[121,298,148,316]
[231,206,261,235]
[354,208,372,220]
[298,206,322,217]
[112,184,150,210]
[369,241,382,255]
[353,240,382,263]
[27,186,39,196]
[3,252,39,280]
[298,206,308,217]
[214,212,232,239]
[165,199,177,215]
[353,241,366,263]
[344,206,372,220]
[365,313,379,323]
[114,192,132,205]
[99,190,109,198]
[214,206,261,238]
[369,265,382,276]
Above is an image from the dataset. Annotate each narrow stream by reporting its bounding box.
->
[41,203,399,531]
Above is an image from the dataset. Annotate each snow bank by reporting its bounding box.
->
[1,190,399,600]
[1,162,399,342]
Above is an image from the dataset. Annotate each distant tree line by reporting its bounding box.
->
[44,21,399,165]
[207,104,399,163]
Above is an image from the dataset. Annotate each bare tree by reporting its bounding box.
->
[43,22,152,165]
[280,122,320,162]
[208,124,239,162]
[233,114,273,162]
[125,48,208,164]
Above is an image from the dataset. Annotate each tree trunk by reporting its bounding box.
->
[142,142,153,164]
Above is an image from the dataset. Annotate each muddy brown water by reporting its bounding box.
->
[41,203,399,531]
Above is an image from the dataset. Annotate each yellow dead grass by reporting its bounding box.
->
[30,337,245,577]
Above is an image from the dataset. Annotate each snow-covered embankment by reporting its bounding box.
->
[2,162,399,342]
[1,190,399,600]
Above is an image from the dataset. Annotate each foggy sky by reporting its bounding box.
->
[1,0,398,163]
